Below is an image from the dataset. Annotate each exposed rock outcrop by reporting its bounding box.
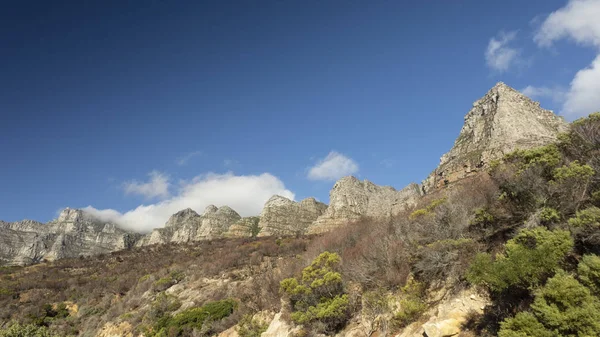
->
[307,176,422,234]
[136,205,242,246]
[257,196,327,237]
[397,288,489,337]
[224,216,261,238]
[422,82,569,193]
[0,208,140,266]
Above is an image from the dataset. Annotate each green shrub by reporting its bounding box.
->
[568,207,600,227]
[280,252,349,333]
[467,227,573,292]
[499,272,600,337]
[470,208,494,226]
[504,144,562,176]
[391,280,426,329]
[592,190,600,206]
[539,207,560,225]
[578,254,600,295]
[410,198,447,219]
[237,314,269,337]
[151,298,237,336]
[361,289,391,335]
[0,322,59,337]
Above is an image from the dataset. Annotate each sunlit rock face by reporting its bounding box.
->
[257,196,327,237]
[0,208,140,266]
[422,82,568,193]
[307,176,422,234]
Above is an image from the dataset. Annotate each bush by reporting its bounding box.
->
[550,161,595,212]
[539,207,560,226]
[467,227,573,292]
[409,198,446,219]
[568,206,600,227]
[413,238,480,283]
[0,323,59,337]
[390,280,426,330]
[499,272,600,337]
[361,289,391,336]
[236,314,268,337]
[280,252,349,333]
[578,254,600,295]
[150,299,237,336]
[504,144,562,178]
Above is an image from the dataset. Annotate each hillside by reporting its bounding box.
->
[1,84,600,337]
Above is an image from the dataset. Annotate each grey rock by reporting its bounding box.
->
[224,216,261,238]
[0,208,140,266]
[422,82,569,193]
[307,176,422,234]
[137,205,242,246]
[257,196,327,237]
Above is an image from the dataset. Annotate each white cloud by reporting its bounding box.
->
[308,151,358,181]
[534,0,600,48]
[176,151,202,166]
[563,55,600,118]
[534,0,600,119]
[521,85,567,103]
[123,171,170,199]
[485,31,521,72]
[84,172,294,233]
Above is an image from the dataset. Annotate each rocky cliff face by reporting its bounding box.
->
[0,208,139,266]
[422,82,569,193]
[307,176,422,234]
[136,206,242,246]
[257,196,328,237]
[224,216,261,238]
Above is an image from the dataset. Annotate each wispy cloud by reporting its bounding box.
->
[534,0,600,119]
[86,172,295,233]
[521,85,567,103]
[308,151,359,181]
[485,31,521,72]
[123,171,170,199]
[176,151,202,166]
[223,159,239,168]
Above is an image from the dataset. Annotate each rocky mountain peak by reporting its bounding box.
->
[264,195,296,208]
[307,176,422,234]
[257,197,327,237]
[202,205,218,216]
[215,206,241,218]
[422,82,569,192]
[57,208,86,223]
[165,208,201,228]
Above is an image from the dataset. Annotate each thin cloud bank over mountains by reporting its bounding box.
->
[84,172,295,233]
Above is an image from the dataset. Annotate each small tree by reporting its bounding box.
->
[467,227,573,292]
[280,252,349,333]
[499,271,600,337]
[551,161,595,213]
[578,254,600,295]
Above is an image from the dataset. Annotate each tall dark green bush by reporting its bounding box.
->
[467,227,573,292]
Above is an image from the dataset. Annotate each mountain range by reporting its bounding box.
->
[0,82,569,266]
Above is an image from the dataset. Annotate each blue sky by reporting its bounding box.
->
[2,0,599,231]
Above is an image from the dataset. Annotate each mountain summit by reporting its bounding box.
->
[422,82,568,192]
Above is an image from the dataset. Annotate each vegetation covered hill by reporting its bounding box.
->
[1,113,600,337]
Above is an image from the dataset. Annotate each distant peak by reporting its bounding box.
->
[165,208,200,227]
[265,195,295,207]
[202,205,218,215]
[57,208,85,223]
